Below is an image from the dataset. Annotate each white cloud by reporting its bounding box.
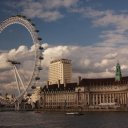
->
[104,53,118,59]
[16,45,28,53]
[80,58,91,67]
[70,7,128,47]
[93,12,128,29]
[95,59,109,68]
[6,1,128,47]
[0,53,11,69]
[13,0,78,22]
[42,44,128,78]
[1,43,128,94]
[121,65,128,70]
[44,0,78,9]
[70,7,106,18]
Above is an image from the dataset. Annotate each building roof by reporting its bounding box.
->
[79,76,128,86]
[50,58,71,64]
[42,83,77,92]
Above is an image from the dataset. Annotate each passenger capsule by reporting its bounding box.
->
[7,60,21,65]
[39,46,44,50]
[31,86,36,89]
[39,56,44,60]
[16,15,22,17]
[22,16,27,18]
[38,37,42,40]
[38,67,43,70]
[35,30,39,32]
[35,76,40,80]
[27,93,31,96]
[27,19,31,21]
[31,23,35,26]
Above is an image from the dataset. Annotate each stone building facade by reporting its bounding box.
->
[41,63,128,110]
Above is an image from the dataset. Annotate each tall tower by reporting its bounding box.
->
[48,59,72,85]
[115,62,122,81]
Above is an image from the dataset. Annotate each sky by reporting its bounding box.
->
[1,0,128,94]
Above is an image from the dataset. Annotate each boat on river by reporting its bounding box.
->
[65,112,84,115]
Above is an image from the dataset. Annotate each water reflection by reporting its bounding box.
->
[0,111,128,128]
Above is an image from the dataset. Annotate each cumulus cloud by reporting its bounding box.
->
[5,1,128,47]
[104,53,118,59]
[70,7,106,18]
[6,1,128,48]
[95,59,109,68]
[0,53,11,69]
[42,44,128,79]
[1,43,128,94]
[9,0,78,22]
[69,6,128,47]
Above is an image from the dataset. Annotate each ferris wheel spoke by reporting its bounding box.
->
[13,66,21,95]
[13,65,26,92]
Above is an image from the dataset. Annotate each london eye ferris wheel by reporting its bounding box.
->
[0,15,44,104]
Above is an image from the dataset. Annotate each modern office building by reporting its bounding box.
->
[48,59,72,85]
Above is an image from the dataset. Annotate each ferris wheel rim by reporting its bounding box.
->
[0,15,43,103]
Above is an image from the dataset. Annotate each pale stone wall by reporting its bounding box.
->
[41,91,76,109]
[41,85,128,109]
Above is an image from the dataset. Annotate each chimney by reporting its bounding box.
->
[64,79,66,88]
[47,81,49,89]
[58,80,60,88]
[78,76,81,86]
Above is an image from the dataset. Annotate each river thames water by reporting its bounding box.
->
[0,111,128,128]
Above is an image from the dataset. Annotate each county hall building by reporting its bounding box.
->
[41,59,128,110]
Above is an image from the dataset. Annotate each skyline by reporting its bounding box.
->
[1,0,128,93]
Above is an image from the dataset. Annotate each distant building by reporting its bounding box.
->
[31,86,41,103]
[30,87,42,109]
[41,62,128,110]
[48,59,72,85]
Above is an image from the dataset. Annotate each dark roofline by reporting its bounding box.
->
[50,58,71,64]
[79,76,128,86]
[81,76,128,80]
[42,83,77,92]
